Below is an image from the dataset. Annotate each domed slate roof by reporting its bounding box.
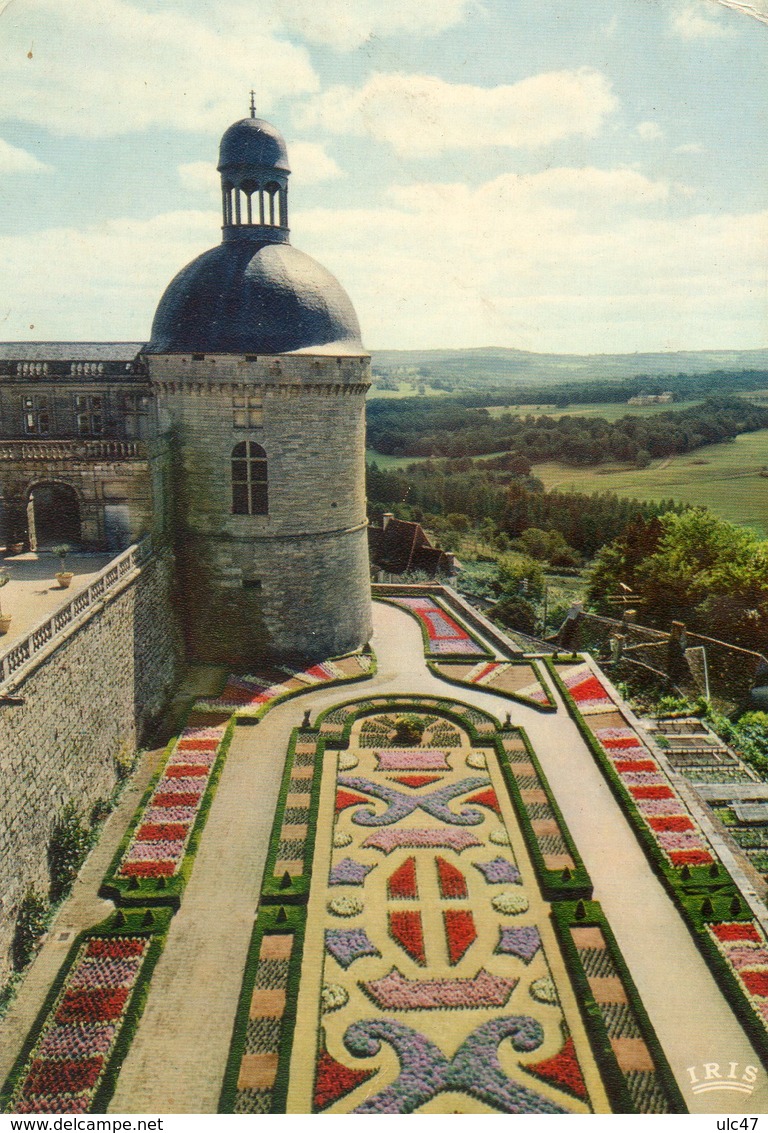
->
[218,116,290,174]
[146,240,363,355]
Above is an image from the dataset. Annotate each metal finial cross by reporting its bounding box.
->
[250,90,256,118]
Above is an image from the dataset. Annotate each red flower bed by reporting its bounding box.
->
[443,910,477,965]
[119,860,176,877]
[668,848,713,866]
[601,737,642,750]
[55,988,130,1025]
[336,789,368,814]
[614,760,658,774]
[465,788,501,815]
[570,676,609,702]
[740,970,768,997]
[153,791,201,808]
[177,738,219,751]
[387,857,418,900]
[630,785,675,800]
[647,815,695,833]
[23,1057,103,1097]
[527,1036,588,1101]
[136,823,189,842]
[85,939,145,960]
[436,857,468,899]
[713,922,762,943]
[164,764,209,778]
[389,911,426,965]
[314,1048,375,1111]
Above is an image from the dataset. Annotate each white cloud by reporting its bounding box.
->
[268,0,476,50]
[298,70,618,157]
[636,121,664,141]
[675,142,706,154]
[0,137,50,172]
[288,173,766,351]
[671,3,735,37]
[178,162,219,198]
[0,0,318,137]
[288,142,343,184]
[2,166,761,354]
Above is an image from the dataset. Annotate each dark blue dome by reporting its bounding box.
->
[218,117,290,174]
[146,240,363,355]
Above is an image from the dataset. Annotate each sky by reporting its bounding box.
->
[0,0,765,354]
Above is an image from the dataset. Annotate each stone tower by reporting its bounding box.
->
[145,106,373,665]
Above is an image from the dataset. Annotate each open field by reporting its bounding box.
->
[366,449,511,469]
[533,430,768,534]
[368,381,447,398]
[484,399,707,421]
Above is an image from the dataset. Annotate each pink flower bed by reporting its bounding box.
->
[587,706,714,867]
[116,727,227,880]
[709,922,768,1032]
[389,597,487,656]
[375,749,450,771]
[562,666,614,712]
[11,937,149,1113]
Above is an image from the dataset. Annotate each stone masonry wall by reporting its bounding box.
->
[0,548,181,982]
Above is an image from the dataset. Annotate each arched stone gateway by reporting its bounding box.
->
[27,480,82,549]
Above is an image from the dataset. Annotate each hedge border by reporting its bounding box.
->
[0,907,173,1115]
[99,714,237,909]
[218,903,307,1114]
[497,727,593,901]
[426,657,557,712]
[260,729,325,906]
[551,901,686,1113]
[546,656,768,1071]
[374,593,495,661]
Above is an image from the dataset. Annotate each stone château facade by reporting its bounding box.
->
[0,107,373,665]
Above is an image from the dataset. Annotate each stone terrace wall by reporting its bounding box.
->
[0,548,181,982]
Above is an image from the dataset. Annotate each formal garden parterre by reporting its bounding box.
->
[3,652,377,1115]
[221,695,683,1114]
[548,656,768,1067]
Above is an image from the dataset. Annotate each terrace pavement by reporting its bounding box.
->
[0,551,113,649]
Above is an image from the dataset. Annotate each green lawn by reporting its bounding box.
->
[366,449,511,469]
[368,381,447,399]
[533,430,768,535]
[484,398,707,421]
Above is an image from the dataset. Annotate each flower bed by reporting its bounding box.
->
[709,922,768,1033]
[428,659,556,711]
[100,716,232,906]
[198,653,374,714]
[223,694,685,1114]
[2,912,169,1115]
[383,596,490,657]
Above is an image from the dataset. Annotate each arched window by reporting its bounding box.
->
[232,441,268,515]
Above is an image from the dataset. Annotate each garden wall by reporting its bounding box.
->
[0,546,182,982]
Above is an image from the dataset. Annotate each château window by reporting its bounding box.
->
[232,441,268,515]
[23,395,50,435]
[74,394,104,436]
[233,395,263,428]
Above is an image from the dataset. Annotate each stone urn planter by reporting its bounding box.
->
[0,570,10,633]
[53,544,73,589]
